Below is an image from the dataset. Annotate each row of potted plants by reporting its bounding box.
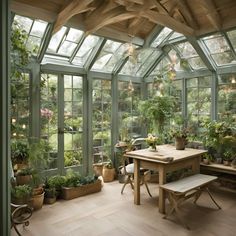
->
[11,169,102,208]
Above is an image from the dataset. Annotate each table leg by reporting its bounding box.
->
[134,159,140,205]
[192,156,200,174]
[159,166,166,214]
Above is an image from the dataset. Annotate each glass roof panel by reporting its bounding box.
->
[227,29,236,51]
[168,32,185,40]
[47,26,67,53]
[202,34,235,66]
[150,57,171,76]
[58,41,77,56]
[72,35,100,67]
[13,15,48,56]
[175,42,206,69]
[151,27,172,47]
[66,28,83,43]
[176,42,198,57]
[136,49,161,76]
[91,40,127,72]
[30,21,47,37]
[14,15,33,33]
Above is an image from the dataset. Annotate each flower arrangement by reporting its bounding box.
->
[170,126,190,138]
[146,134,158,150]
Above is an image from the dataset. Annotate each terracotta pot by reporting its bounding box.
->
[175,137,186,150]
[31,192,45,210]
[93,164,103,176]
[44,196,56,204]
[16,175,32,185]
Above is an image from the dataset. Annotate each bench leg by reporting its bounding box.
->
[206,187,221,209]
[163,192,190,230]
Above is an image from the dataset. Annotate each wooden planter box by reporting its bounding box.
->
[62,180,102,200]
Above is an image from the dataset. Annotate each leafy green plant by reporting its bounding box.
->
[16,167,33,176]
[47,175,66,191]
[44,187,56,198]
[64,169,81,187]
[138,95,175,135]
[11,185,32,199]
[11,139,29,164]
[103,159,113,169]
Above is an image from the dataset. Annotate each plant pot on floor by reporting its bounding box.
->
[93,163,103,177]
[16,175,32,185]
[102,167,115,182]
[62,179,102,200]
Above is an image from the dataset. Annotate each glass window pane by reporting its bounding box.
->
[31,20,47,37]
[47,26,67,53]
[151,27,172,47]
[66,28,83,43]
[58,41,77,56]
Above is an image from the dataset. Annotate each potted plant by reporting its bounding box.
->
[170,126,189,150]
[223,150,232,166]
[102,159,116,182]
[202,153,214,165]
[11,139,29,170]
[11,184,32,205]
[15,167,33,185]
[62,169,102,200]
[44,178,57,204]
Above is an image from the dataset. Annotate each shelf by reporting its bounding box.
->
[200,163,236,175]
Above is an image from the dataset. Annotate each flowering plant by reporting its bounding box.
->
[146,134,158,146]
[170,127,190,138]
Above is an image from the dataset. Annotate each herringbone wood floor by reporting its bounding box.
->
[11,181,236,236]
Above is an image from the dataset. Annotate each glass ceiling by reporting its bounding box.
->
[12,14,236,78]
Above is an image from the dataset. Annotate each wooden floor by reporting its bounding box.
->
[11,181,236,236]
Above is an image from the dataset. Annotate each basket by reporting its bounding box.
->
[102,168,115,182]
[62,179,102,200]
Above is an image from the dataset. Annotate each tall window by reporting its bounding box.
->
[63,75,83,167]
[40,74,58,169]
[11,72,30,138]
[92,79,112,164]
[218,74,236,125]
[118,81,142,141]
[186,76,212,135]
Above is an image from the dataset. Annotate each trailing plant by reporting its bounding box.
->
[138,95,175,135]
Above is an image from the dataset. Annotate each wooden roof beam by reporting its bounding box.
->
[175,0,198,29]
[144,10,195,36]
[85,10,137,35]
[53,0,95,34]
[201,0,221,30]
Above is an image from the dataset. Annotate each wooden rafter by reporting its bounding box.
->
[53,0,94,34]
[128,17,147,36]
[175,0,198,29]
[201,0,221,30]
[143,9,195,36]
[85,11,137,35]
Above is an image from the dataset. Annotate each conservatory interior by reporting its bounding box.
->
[1,0,236,235]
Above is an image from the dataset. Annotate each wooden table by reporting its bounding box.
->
[124,144,207,214]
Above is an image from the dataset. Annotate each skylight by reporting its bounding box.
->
[13,15,48,56]
[151,27,172,48]
[202,33,235,66]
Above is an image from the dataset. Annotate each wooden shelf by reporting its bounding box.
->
[201,163,236,175]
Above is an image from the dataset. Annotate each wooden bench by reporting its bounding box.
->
[160,174,221,229]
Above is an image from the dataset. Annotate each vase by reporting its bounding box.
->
[148,144,156,152]
[175,137,186,150]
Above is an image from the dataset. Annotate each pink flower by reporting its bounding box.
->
[41,108,53,119]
